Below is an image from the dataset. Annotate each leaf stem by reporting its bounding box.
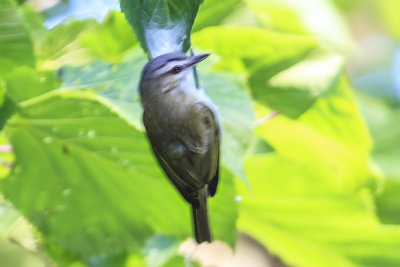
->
[252,110,280,128]
[190,48,200,89]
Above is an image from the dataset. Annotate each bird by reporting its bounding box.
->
[139,52,220,243]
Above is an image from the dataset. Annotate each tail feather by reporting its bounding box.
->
[191,187,211,243]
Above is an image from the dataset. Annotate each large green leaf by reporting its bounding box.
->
[37,20,98,70]
[245,0,354,51]
[20,4,47,48]
[60,49,146,130]
[120,0,204,58]
[250,52,344,118]
[237,76,400,267]
[0,0,35,76]
[192,0,242,32]
[5,67,59,103]
[245,0,307,34]
[193,26,327,117]
[80,12,137,64]
[254,77,373,189]
[1,90,237,256]
[192,26,317,73]
[239,154,400,267]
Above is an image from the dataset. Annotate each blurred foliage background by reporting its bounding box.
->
[0,0,399,266]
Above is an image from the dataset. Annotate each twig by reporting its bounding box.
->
[252,110,280,128]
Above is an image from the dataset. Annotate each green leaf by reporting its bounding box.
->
[245,0,354,51]
[357,94,400,179]
[239,154,400,267]
[192,0,241,32]
[60,49,147,130]
[254,77,374,189]
[376,0,400,40]
[192,26,316,73]
[5,67,59,103]
[20,4,47,48]
[357,93,400,224]
[375,179,400,225]
[0,0,35,76]
[192,26,320,117]
[237,78,400,267]
[0,97,16,132]
[120,0,204,58]
[1,90,237,256]
[0,81,5,106]
[37,20,98,70]
[80,12,137,64]
[250,51,344,118]
[245,0,307,34]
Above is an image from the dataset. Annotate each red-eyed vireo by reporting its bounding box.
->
[139,52,220,243]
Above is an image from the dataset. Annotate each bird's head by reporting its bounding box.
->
[139,52,209,99]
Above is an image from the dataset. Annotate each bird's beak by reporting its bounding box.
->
[190,53,210,66]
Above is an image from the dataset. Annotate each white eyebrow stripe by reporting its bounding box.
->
[153,60,187,76]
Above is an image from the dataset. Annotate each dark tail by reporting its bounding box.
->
[191,187,211,243]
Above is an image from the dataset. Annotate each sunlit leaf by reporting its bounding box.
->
[193,26,321,117]
[80,12,137,63]
[120,0,204,58]
[245,0,354,52]
[376,0,400,40]
[192,26,316,73]
[5,67,59,103]
[1,90,237,255]
[255,77,374,189]
[192,0,241,32]
[239,154,400,267]
[245,0,307,34]
[0,0,35,76]
[60,48,146,130]
[238,78,400,267]
[358,94,400,179]
[20,4,47,47]
[357,93,400,224]
[37,20,98,70]
[250,52,344,117]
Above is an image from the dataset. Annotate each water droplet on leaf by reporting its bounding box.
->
[43,136,53,144]
[87,130,96,138]
[62,189,72,196]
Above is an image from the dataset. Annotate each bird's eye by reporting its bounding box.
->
[172,66,182,74]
